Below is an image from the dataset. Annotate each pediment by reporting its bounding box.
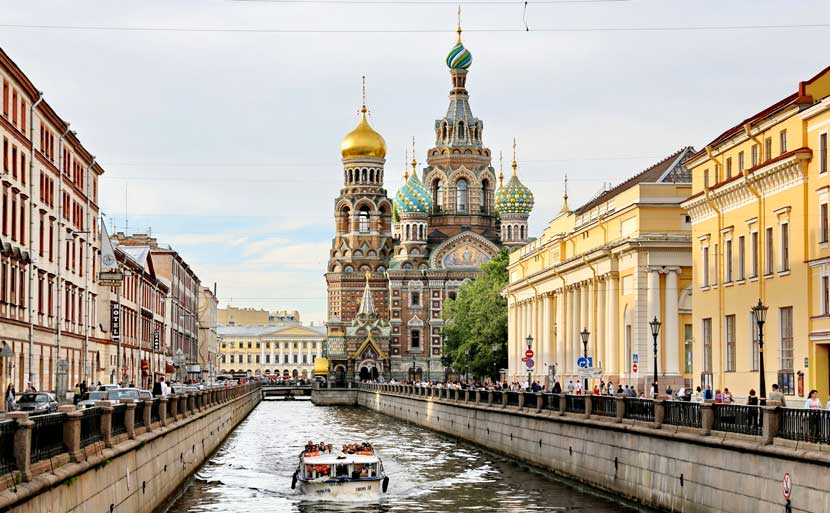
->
[429,231,500,269]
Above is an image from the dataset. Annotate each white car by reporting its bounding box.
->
[77,391,108,409]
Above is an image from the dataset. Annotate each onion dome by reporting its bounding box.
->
[446,14,472,70]
[341,105,387,159]
[394,173,433,214]
[496,161,534,215]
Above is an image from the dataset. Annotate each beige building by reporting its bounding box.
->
[218,306,300,326]
[217,324,324,378]
[506,149,695,391]
[198,286,218,382]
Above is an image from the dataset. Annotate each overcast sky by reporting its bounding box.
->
[3,0,830,323]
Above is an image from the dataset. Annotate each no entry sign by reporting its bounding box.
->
[525,349,534,359]
[782,472,792,499]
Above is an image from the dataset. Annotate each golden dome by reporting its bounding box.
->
[340,106,387,159]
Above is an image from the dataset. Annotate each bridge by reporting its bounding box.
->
[261,384,312,400]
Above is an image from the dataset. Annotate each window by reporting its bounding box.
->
[410,329,420,348]
[725,239,733,283]
[302,355,307,364]
[725,314,736,372]
[703,168,709,189]
[778,306,794,395]
[702,318,712,374]
[779,129,787,154]
[737,235,746,280]
[713,243,719,285]
[410,291,420,306]
[765,227,774,275]
[822,203,829,244]
[821,133,828,174]
[726,157,732,179]
[822,275,830,315]
[780,222,789,272]
[750,231,759,278]
[738,151,745,172]
[764,137,772,162]
[432,179,443,210]
[701,246,710,287]
[448,291,457,301]
[714,164,720,184]
[456,179,468,212]
[359,207,370,233]
[751,314,759,371]
[684,324,693,373]
[751,144,759,167]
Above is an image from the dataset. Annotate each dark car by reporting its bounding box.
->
[15,393,58,415]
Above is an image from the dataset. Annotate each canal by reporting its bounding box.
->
[167,400,648,513]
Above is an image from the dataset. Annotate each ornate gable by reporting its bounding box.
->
[429,231,500,269]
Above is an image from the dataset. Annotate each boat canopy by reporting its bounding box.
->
[303,454,378,465]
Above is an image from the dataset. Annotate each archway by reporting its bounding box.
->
[359,366,378,381]
[334,365,346,387]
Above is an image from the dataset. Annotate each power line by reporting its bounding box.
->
[232,0,630,3]
[1,22,829,34]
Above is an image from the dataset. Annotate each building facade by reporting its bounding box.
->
[198,286,218,383]
[217,324,325,379]
[507,149,694,391]
[0,48,109,395]
[325,22,534,382]
[682,67,830,402]
[217,306,300,326]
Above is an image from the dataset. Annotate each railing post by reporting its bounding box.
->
[95,401,114,448]
[700,402,714,436]
[188,393,196,414]
[7,412,32,482]
[558,393,567,416]
[584,393,592,419]
[615,395,625,423]
[159,397,168,427]
[179,394,188,418]
[123,399,137,440]
[536,392,543,413]
[761,406,780,445]
[143,399,153,432]
[653,399,665,429]
[502,391,509,408]
[59,405,83,462]
[170,394,179,421]
[518,392,525,409]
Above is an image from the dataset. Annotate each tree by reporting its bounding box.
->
[442,248,509,380]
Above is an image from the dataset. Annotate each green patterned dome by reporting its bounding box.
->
[446,42,472,70]
[395,173,433,214]
[496,174,534,215]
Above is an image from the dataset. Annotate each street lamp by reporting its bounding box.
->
[752,299,769,405]
[525,334,533,390]
[580,329,590,392]
[649,316,661,399]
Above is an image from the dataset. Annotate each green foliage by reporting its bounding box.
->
[442,248,509,380]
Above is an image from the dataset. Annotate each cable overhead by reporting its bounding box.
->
[231,0,630,3]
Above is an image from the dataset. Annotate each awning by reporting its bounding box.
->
[313,357,329,376]
[165,364,176,373]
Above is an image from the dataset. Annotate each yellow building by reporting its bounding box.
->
[682,66,830,402]
[507,149,695,391]
[217,325,325,379]
[218,306,300,326]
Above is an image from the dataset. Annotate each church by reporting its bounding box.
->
[324,20,534,384]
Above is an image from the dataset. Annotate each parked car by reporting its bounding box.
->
[15,393,58,415]
[98,384,119,392]
[170,385,199,394]
[77,391,108,409]
[100,388,141,405]
[138,390,152,400]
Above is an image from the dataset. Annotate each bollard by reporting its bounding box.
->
[179,394,188,418]
[188,393,196,415]
[700,402,714,436]
[615,395,625,423]
[122,399,137,440]
[7,412,32,482]
[761,406,780,445]
[59,405,83,462]
[487,390,493,406]
[95,401,114,448]
[653,398,665,429]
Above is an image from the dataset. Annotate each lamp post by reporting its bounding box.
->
[752,298,768,405]
[649,316,661,399]
[580,329,590,392]
[411,355,416,383]
[525,334,533,389]
[465,347,470,383]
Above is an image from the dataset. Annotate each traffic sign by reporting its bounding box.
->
[632,353,639,364]
[153,331,160,352]
[525,358,535,369]
[632,363,639,373]
[577,357,593,368]
[525,349,534,359]
[782,472,792,499]
[577,368,603,378]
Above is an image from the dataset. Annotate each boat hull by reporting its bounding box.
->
[298,478,384,500]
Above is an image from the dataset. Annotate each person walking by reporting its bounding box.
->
[768,383,787,406]
[152,378,164,397]
[4,384,14,412]
[805,389,822,409]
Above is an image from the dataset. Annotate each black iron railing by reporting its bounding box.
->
[523,392,538,408]
[566,395,585,414]
[779,408,830,444]
[506,391,520,407]
[491,390,503,404]
[0,421,17,474]
[133,404,145,429]
[80,407,103,447]
[151,399,161,424]
[449,389,457,401]
[623,398,655,422]
[713,404,762,436]
[591,395,617,417]
[111,404,128,436]
[664,401,702,428]
[30,413,67,463]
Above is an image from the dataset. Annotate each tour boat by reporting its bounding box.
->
[292,449,389,499]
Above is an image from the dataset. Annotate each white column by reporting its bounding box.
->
[587,280,595,361]
[607,274,619,375]
[572,286,581,374]
[647,268,662,376]
[565,288,573,373]
[542,294,553,375]
[555,290,565,379]
[596,278,605,371]
[665,268,680,375]
[508,301,517,379]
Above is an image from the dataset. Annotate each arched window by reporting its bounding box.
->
[359,206,370,233]
[362,168,367,182]
[507,225,513,241]
[338,206,350,233]
[457,121,465,141]
[405,224,411,241]
[433,179,444,211]
[456,179,468,212]
[348,169,353,183]
[369,169,374,183]
[441,123,448,142]
[419,224,424,239]
[481,179,490,213]
[520,225,525,240]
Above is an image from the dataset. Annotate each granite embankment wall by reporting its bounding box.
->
[358,387,830,513]
[0,384,261,513]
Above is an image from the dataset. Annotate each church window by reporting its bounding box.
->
[411,291,420,306]
[418,224,424,239]
[441,122,447,142]
[456,179,468,212]
[369,169,374,183]
[520,225,525,240]
[507,225,513,240]
[433,179,444,210]
[411,329,421,348]
[405,224,411,240]
[359,207,370,233]
[481,179,490,212]
[457,121,465,141]
[344,266,354,273]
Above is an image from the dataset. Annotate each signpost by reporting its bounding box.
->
[577,357,593,368]
[525,358,534,369]
[525,349,534,359]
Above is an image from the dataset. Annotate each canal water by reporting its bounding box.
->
[167,400,646,513]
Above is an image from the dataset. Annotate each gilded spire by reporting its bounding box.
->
[410,136,417,176]
[404,148,409,180]
[341,76,387,159]
[361,75,367,114]
[456,5,462,43]
[561,173,570,213]
[511,138,518,176]
[498,150,504,186]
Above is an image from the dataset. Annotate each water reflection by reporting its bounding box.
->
[167,401,642,513]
